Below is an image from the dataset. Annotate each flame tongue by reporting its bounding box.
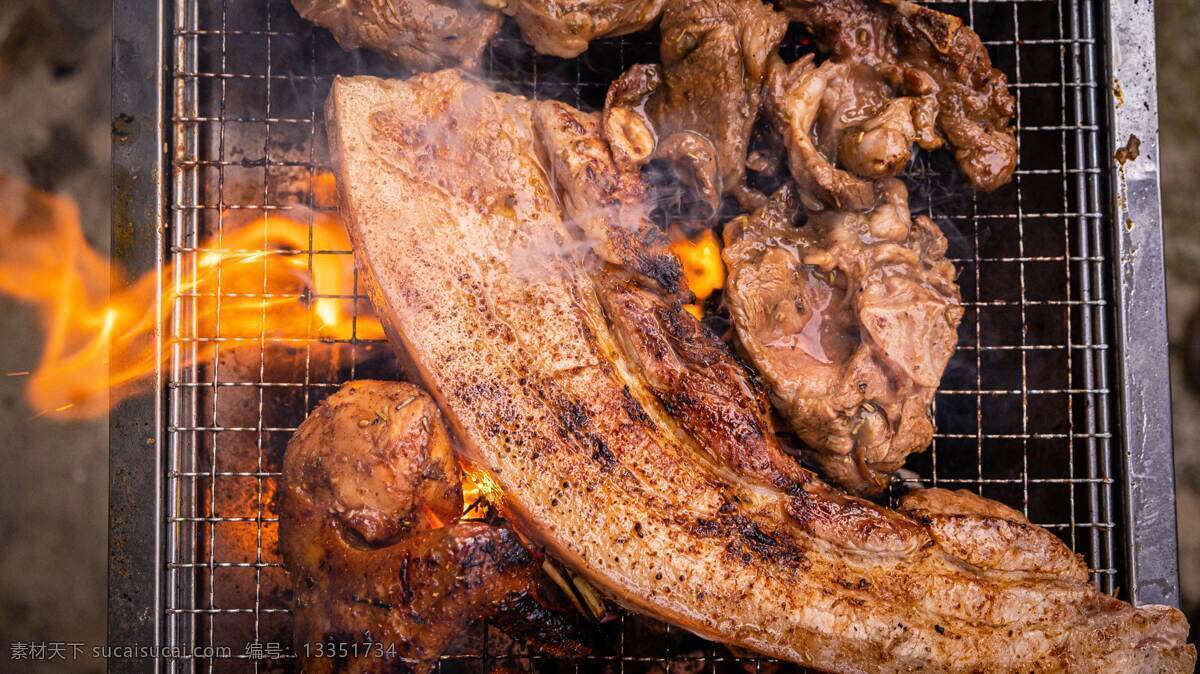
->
[668,226,726,318]
[0,168,728,420]
[0,172,382,419]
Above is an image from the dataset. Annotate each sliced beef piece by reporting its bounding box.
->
[292,0,501,71]
[783,0,1017,191]
[602,0,788,215]
[723,180,963,494]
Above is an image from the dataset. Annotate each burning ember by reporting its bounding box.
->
[0,172,381,419]
[668,227,725,317]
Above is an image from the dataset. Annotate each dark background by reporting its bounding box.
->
[0,1,1196,672]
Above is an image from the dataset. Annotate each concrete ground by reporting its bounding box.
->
[0,2,110,672]
[0,1,1196,671]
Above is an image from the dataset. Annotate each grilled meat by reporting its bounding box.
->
[757,45,963,489]
[782,0,1017,192]
[763,51,947,212]
[280,381,589,674]
[723,181,962,494]
[502,0,667,58]
[594,267,807,488]
[534,101,683,293]
[765,54,878,212]
[602,0,787,214]
[291,0,501,71]
[328,71,1194,672]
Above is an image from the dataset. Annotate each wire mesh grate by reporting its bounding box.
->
[166,0,1120,670]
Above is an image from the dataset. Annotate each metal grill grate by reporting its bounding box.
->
[163,0,1123,670]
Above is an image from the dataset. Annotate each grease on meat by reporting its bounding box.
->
[765,54,879,212]
[723,180,962,494]
[782,0,1018,192]
[603,0,788,213]
[280,381,589,674]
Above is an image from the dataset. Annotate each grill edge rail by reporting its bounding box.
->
[1101,0,1180,607]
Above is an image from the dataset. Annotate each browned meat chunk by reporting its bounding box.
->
[502,0,667,57]
[603,0,787,214]
[534,101,683,293]
[595,267,808,489]
[280,381,588,674]
[765,54,878,211]
[291,0,501,71]
[328,71,1194,671]
[723,180,962,494]
[764,52,947,212]
[782,0,1017,191]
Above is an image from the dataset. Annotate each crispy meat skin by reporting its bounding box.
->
[603,0,787,212]
[722,181,962,494]
[291,0,501,71]
[783,0,1017,191]
[280,381,588,674]
[328,71,1194,672]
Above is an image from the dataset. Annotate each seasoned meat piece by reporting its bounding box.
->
[723,180,962,494]
[899,489,1090,579]
[783,0,1017,191]
[280,381,589,674]
[329,71,1194,672]
[765,54,878,211]
[784,0,892,62]
[887,0,1017,191]
[818,63,942,178]
[765,52,944,211]
[291,0,501,71]
[603,0,787,214]
[534,101,682,293]
[502,0,667,57]
[837,96,924,177]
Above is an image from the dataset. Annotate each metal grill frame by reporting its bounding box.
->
[108,0,1180,671]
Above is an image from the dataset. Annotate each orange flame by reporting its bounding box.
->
[0,173,383,419]
[668,226,726,318]
[460,467,503,520]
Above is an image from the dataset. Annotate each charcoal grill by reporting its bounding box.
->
[109,0,1179,671]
